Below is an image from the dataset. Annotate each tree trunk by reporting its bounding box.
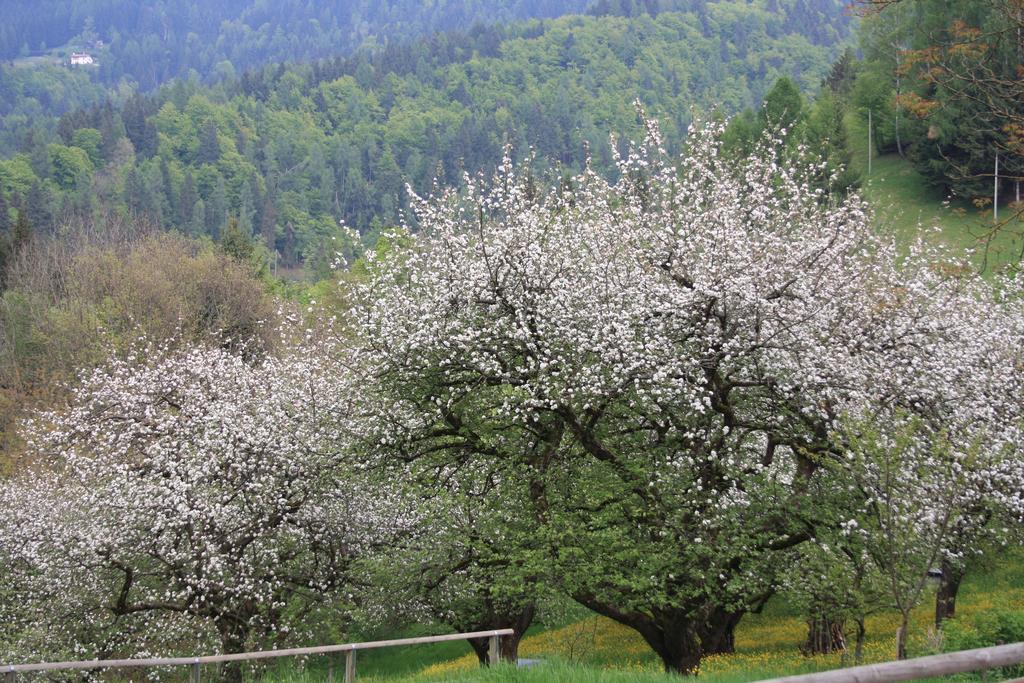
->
[467,602,536,665]
[698,608,744,655]
[467,629,524,665]
[574,595,702,675]
[935,560,964,628]
[646,626,702,675]
[803,614,846,655]
[216,617,250,683]
[468,638,490,666]
[896,613,910,660]
[854,618,866,663]
[894,71,904,158]
[499,628,524,663]
[892,34,905,158]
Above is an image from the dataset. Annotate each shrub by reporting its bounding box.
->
[943,609,1024,679]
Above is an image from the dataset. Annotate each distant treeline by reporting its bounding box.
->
[0,1,591,87]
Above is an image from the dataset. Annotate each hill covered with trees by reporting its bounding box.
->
[0,0,593,88]
[0,1,854,275]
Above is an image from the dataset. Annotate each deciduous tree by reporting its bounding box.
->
[352,112,1024,674]
[0,340,410,682]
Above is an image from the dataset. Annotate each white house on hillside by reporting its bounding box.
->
[70,52,94,66]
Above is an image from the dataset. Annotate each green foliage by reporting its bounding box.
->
[0,64,110,155]
[221,217,256,263]
[803,89,859,194]
[942,609,1024,679]
[721,109,759,157]
[70,128,103,167]
[0,5,853,268]
[0,191,10,237]
[0,156,38,196]
[849,60,900,154]
[723,73,858,196]
[943,609,1024,652]
[851,0,1023,200]
[760,76,804,132]
[197,119,221,165]
[46,143,93,190]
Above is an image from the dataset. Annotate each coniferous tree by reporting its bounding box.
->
[197,121,221,165]
[190,198,206,237]
[220,216,255,264]
[178,171,197,227]
[124,167,149,218]
[123,94,158,159]
[0,191,10,287]
[11,206,32,255]
[0,190,10,237]
[24,181,52,236]
[205,179,229,239]
[824,47,857,94]
[159,158,175,227]
[259,197,277,251]
[760,76,805,133]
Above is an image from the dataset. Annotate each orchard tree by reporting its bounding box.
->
[352,110,1024,674]
[841,410,1024,658]
[0,339,411,682]
[783,534,890,662]
[370,463,543,665]
[840,278,1024,647]
[351,240,548,665]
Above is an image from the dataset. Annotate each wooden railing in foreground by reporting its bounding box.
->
[1,628,514,683]
[758,641,1024,682]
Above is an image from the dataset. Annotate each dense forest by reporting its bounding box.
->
[853,0,1023,199]
[1,0,1017,271]
[0,1,854,275]
[0,1,592,87]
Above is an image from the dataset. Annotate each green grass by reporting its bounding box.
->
[254,630,480,681]
[845,113,1023,272]
[257,552,1024,682]
[862,154,1023,271]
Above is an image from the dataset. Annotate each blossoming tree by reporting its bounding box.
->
[352,112,1024,674]
[369,462,544,664]
[0,339,410,681]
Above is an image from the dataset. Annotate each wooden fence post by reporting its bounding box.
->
[327,655,334,683]
[344,649,356,683]
[6,670,15,683]
[489,634,500,666]
[190,661,200,683]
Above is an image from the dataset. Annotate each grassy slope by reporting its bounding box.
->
[845,113,1023,272]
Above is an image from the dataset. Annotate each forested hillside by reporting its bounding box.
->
[0,2,853,275]
[0,1,591,88]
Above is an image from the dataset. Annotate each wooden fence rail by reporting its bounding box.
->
[0,628,515,683]
[758,641,1024,683]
